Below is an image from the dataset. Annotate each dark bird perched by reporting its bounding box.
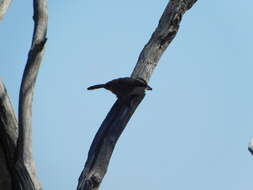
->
[87,77,152,99]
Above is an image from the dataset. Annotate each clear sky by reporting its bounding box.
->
[1,0,253,189]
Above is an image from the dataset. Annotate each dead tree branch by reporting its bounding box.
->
[0,81,35,190]
[16,0,48,189]
[0,80,18,146]
[131,0,197,81]
[77,95,144,190]
[0,0,12,21]
[0,80,18,190]
[77,0,198,190]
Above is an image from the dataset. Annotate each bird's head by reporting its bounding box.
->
[136,77,152,90]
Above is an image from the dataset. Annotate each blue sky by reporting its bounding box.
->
[1,0,253,189]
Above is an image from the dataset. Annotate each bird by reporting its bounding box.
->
[87,77,152,99]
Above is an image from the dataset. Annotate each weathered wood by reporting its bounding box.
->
[0,144,12,190]
[0,80,18,190]
[17,0,48,189]
[0,80,18,146]
[0,81,34,190]
[77,94,145,190]
[131,0,197,81]
[77,0,198,190]
[0,0,12,21]
[0,0,48,189]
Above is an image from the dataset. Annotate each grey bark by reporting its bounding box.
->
[17,0,48,189]
[77,95,145,190]
[131,0,197,81]
[77,0,198,190]
[0,81,18,146]
[0,80,18,190]
[0,0,48,189]
[0,145,12,190]
[0,79,35,190]
[0,0,12,21]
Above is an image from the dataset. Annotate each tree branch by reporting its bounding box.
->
[0,82,34,190]
[17,0,48,189]
[0,144,12,190]
[77,0,198,190]
[77,95,145,190]
[0,0,12,21]
[131,0,197,81]
[0,80,18,190]
[0,80,18,146]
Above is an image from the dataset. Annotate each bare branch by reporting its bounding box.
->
[0,0,12,21]
[0,80,18,146]
[77,95,144,190]
[0,79,18,190]
[77,0,198,189]
[0,81,34,190]
[131,0,197,81]
[17,0,48,189]
[0,145,12,190]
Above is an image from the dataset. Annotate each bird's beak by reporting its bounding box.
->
[146,85,152,90]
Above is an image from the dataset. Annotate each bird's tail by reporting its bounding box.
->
[87,84,105,90]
